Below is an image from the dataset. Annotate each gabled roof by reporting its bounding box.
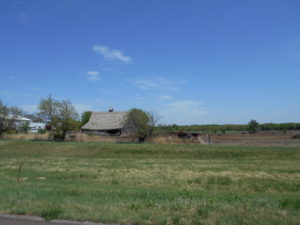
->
[81,111,128,130]
[3,115,31,121]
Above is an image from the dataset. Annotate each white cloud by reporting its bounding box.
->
[130,77,180,91]
[160,100,206,125]
[159,95,173,100]
[93,45,132,63]
[86,71,100,81]
[132,79,157,90]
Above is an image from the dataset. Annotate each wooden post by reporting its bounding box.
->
[17,161,22,183]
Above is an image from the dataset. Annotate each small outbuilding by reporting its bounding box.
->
[81,109,129,136]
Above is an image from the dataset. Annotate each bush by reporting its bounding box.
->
[38,128,46,134]
[248,120,260,134]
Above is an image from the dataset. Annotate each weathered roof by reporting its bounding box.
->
[81,111,128,130]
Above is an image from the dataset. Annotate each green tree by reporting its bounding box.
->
[38,96,79,140]
[125,108,149,142]
[56,100,80,139]
[220,127,226,134]
[0,100,23,135]
[80,111,92,127]
[37,95,60,126]
[146,111,160,140]
[125,108,160,142]
[0,100,10,135]
[248,119,260,134]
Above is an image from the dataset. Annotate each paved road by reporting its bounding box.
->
[0,214,115,225]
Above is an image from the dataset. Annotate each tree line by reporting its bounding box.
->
[157,120,300,134]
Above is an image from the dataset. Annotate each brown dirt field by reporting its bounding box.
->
[2,130,300,146]
[151,135,206,144]
[209,131,300,146]
[150,131,300,146]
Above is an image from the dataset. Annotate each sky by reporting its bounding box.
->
[0,0,300,125]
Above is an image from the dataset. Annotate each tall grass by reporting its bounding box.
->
[0,140,299,225]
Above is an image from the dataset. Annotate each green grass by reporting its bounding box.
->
[0,140,300,225]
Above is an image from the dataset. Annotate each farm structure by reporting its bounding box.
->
[81,109,130,136]
[1,115,45,133]
[7,115,31,129]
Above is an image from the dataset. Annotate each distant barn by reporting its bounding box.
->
[81,109,130,136]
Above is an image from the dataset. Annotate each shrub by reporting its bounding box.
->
[38,128,46,134]
[248,120,260,134]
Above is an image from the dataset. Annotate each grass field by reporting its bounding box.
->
[0,140,299,225]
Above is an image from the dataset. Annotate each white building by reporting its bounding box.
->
[6,115,46,133]
[29,122,46,133]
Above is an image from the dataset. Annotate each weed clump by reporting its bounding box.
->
[40,207,63,220]
[279,198,300,209]
[196,201,215,218]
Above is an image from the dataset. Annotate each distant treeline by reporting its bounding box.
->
[157,123,300,133]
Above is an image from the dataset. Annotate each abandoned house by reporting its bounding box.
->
[81,108,130,135]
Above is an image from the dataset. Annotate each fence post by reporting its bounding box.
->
[17,161,23,183]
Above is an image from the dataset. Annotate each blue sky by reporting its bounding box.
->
[1,0,299,125]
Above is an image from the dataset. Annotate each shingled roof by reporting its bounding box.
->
[81,111,128,130]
